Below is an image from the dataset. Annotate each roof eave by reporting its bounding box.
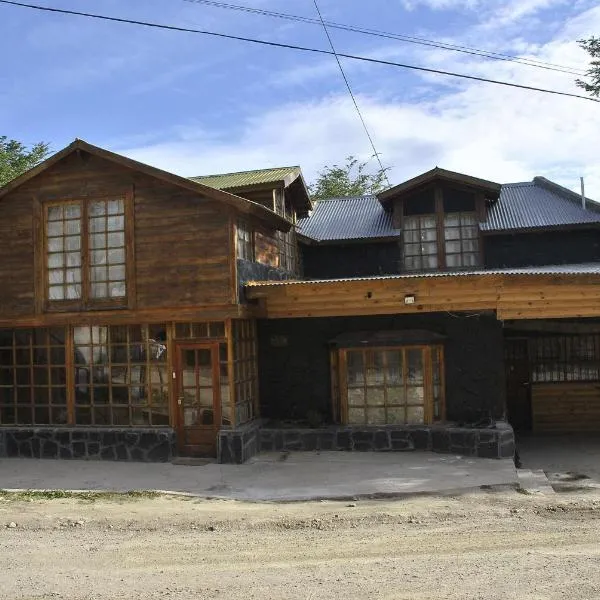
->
[0,139,291,232]
[378,167,501,204]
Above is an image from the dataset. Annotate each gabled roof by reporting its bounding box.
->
[298,196,398,242]
[191,166,301,190]
[0,139,291,231]
[191,165,312,217]
[483,177,600,232]
[378,166,501,203]
[297,176,600,242]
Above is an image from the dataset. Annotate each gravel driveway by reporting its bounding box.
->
[1,490,599,599]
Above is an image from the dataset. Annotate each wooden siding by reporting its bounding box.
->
[532,382,600,432]
[0,151,237,321]
[247,274,600,320]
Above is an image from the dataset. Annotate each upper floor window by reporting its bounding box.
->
[401,187,481,272]
[236,220,253,261]
[45,197,128,307]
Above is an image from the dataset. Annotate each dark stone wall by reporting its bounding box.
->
[0,428,175,462]
[217,420,262,464]
[259,422,514,459]
[301,242,401,279]
[237,259,291,302]
[257,312,506,424]
[484,229,600,269]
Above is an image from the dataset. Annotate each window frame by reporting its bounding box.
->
[400,185,483,272]
[236,219,254,261]
[41,191,134,312]
[335,344,445,426]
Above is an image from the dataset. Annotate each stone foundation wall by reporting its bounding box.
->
[218,420,262,464]
[0,428,176,462]
[258,422,514,459]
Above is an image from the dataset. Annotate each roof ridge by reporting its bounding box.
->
[191,166,300,179]
[313,195,377,202]
[502,181,534,187]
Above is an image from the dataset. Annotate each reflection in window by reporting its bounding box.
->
[45,197,128,305]
[343,346,444,425]
[403,215,438,271]
[73,324,168,426]
[232,320,258,426]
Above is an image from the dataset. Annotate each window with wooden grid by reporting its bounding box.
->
[232,320,258,426]
[403,215,438,271]
[45,196,130,308]
[278,228,298,274]
[236,220,253,261]
[531,335,600,383]
[73,324,168,426]
[339,345,444,425]
[0,328,68,425]
[444,213,479,268]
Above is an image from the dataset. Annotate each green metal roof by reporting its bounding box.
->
[190,166,301,190]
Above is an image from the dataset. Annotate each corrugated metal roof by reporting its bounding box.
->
[296,177,600,242]
[483,179,600,232]
[190,166,301,190]
[297,195,399,241]
[245,262,600,287]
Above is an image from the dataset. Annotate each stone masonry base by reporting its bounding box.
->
[0,427,176,462]
[217,421,515,464]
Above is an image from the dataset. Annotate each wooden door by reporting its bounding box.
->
[175,343,221,457]
[505,339,532,432]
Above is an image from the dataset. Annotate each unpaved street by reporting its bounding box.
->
[1,490,600,600]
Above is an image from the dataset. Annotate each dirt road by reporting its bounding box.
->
[1,490,600,600]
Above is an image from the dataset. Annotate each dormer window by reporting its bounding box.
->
[400,186,481,272]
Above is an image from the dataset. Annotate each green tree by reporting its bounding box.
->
[576,37,600,97]
[0,136,50,187]
[309,156,389,200]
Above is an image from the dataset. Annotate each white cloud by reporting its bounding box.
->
[118,5,600,199]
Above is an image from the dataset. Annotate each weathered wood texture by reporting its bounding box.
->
[247,274,600,320]
[0,151,238,320]
[532,382,600,431]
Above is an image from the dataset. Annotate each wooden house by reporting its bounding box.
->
[1,140,599,463]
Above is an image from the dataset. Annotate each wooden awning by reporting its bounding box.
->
[246,270,600,320]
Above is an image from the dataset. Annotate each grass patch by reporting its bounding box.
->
[0,489,161,502]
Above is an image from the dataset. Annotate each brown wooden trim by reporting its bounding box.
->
[0,304,254,328]
[32,195,44,315]
[65,326,75,425]
[434,184,445,270]
[125,186,137,310]
[229,214,238,304]
[211,340,222,429]
[167,322,176,428]
[225,319,236,429]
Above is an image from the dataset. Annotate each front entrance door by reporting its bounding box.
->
[175,343,221,457]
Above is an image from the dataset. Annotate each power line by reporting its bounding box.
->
[1,0,597,103]
[312,0,390,186]
[182,0,587,76]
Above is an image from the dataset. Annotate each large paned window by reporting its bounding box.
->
[403,215,438,271]
[401,186,481,272]
[236,220,253,261]
[45,196,128,307]
[531,335,600,383]
[340,346,444,425]
[278,229,298,274]
[73,324,168,426]
[444,213,479,268]
[232,320,258,426]
[0,328,67,425]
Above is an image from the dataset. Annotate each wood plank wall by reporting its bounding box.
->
[247,274,600,320]
[532,383,600,432]
[0,151,239,322]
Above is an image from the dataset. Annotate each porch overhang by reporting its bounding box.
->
[245,264,600,320]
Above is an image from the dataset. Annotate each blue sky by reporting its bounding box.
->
[1,0,599,195]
